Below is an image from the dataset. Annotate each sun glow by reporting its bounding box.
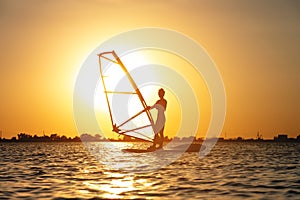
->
[94,51,152,113]
[94,51,156,138]
[94,49,211,139]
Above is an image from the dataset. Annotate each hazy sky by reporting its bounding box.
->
[1,0,299,139]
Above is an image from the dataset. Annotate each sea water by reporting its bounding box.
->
[0,142,299,199]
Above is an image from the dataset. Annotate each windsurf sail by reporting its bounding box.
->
[98,51,155,142]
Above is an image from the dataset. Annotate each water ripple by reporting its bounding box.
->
[0,142,299,199]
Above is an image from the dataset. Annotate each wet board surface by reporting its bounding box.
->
[122,144,205,153]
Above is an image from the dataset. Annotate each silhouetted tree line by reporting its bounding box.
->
[0,133,81,142]
[1,133,299,143]
[0,133,201,143]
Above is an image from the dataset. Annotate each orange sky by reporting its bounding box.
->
[0,0,299,139]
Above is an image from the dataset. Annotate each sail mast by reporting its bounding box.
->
[98,54,115,129]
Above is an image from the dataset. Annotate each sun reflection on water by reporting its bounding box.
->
[82,175,138,199]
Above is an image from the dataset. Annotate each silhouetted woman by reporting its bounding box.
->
[148,88,167,150]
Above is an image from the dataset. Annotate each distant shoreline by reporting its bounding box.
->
[1,132,299,143]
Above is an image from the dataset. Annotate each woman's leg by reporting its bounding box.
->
[158,126,164,148]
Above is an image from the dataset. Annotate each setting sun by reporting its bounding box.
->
[93,49,211,140]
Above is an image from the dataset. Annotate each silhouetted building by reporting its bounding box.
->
[274,134,288,142]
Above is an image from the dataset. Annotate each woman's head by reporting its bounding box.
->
[158,88,165,98]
